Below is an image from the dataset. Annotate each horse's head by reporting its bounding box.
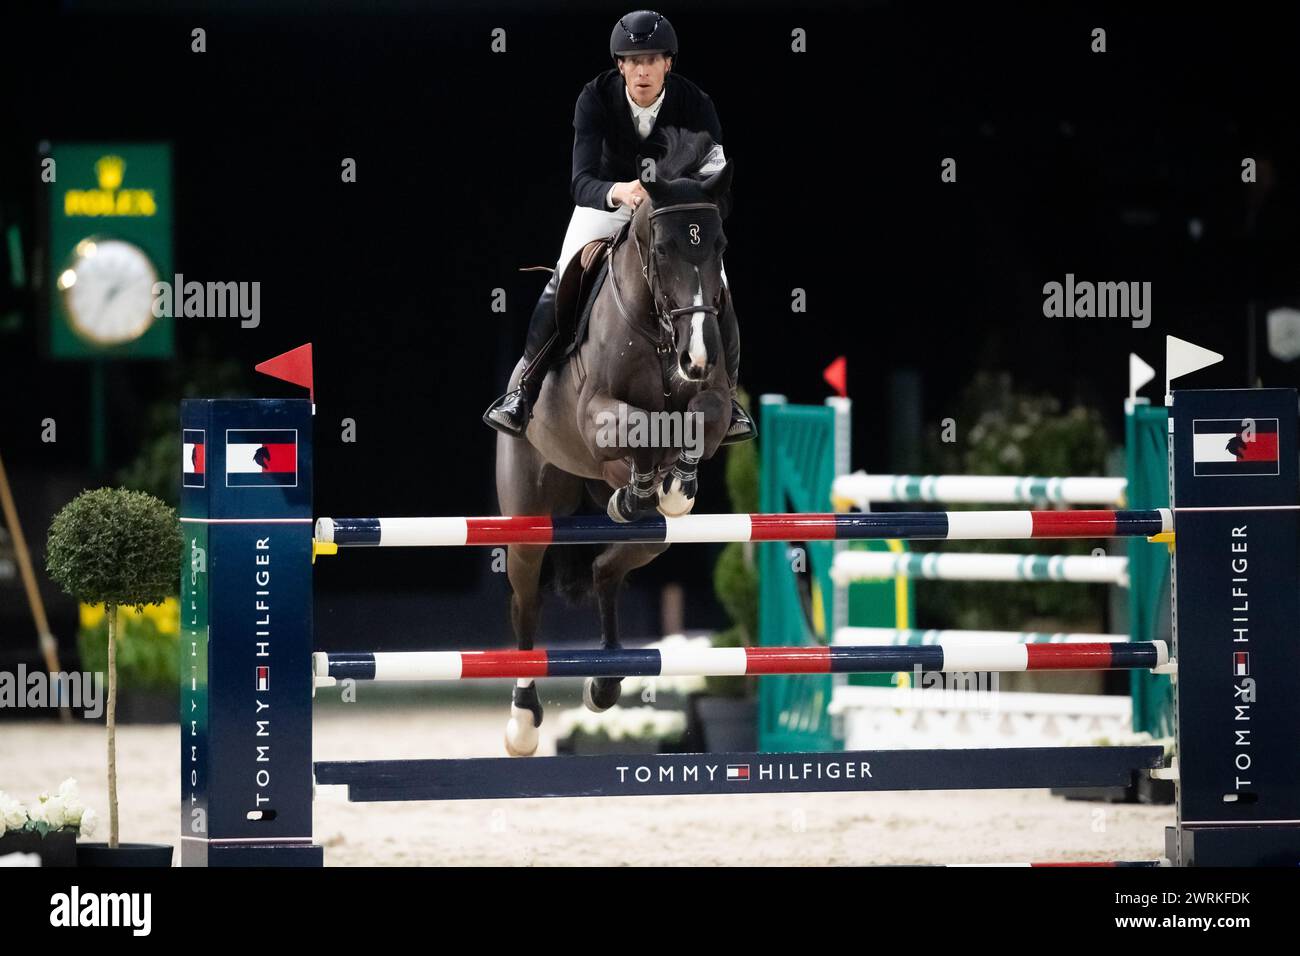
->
[634,137,734,384]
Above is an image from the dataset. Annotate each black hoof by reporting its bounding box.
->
[584,676,623,712]
[607,487,658,523]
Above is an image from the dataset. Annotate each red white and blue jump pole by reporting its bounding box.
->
[314,509,1172,548]
[312,641,1170,684]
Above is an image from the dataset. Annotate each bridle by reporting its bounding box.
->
[607,201,723,366]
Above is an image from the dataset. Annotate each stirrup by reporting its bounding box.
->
[482,386,532,438]
[721,398,757,445]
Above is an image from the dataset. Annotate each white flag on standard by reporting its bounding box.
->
[1129,352,1155,399]
[1166,335,1224,403]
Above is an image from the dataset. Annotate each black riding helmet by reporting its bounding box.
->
[610,10,678,61]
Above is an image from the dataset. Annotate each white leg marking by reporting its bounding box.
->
[504,677,539,757]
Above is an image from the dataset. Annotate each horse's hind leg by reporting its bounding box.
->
[584,541,670,712]
[505,543,547,756]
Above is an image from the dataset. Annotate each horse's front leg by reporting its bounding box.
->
[584,393,663,523]
[606,457,663,523]
[658,389,729,517]
[656,452,698,517]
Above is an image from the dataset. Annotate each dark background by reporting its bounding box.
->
[2,1,1299,661]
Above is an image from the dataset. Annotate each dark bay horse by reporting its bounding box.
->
[495,129,734,755]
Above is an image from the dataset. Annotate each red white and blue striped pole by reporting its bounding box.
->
[312,641,1170,684]
[314,509,1172,548]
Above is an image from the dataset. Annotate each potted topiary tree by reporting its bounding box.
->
[45,487,182,867]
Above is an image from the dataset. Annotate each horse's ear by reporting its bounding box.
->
[703,160,733,201]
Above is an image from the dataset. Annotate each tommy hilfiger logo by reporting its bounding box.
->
[182,430,205,487]
[225,429,298,487]
[1193,418,1280,477]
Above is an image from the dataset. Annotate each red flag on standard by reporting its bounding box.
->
[823,355,847,397]
[255,343,314,401]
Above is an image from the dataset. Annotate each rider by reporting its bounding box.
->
[483,9,755,443]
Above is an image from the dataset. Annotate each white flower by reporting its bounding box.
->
[62,798,85,827]
[62,799,85,824]
[78,808,98,838]
[42,797,68,830]
[57,784,85,826]
[27,801,48,826]
[0,793,28,835]
[2,807,26,832]
[557,704,686,742]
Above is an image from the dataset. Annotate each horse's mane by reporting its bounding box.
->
[647,126,720,181]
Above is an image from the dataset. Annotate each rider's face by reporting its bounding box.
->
[617,53,672,107]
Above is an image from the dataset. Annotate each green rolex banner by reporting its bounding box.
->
[47,142,174,359]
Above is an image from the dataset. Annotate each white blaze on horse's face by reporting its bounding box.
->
[688,267,708,372]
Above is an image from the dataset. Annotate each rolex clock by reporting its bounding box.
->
[46,142,174,359]
[57,237,160,346]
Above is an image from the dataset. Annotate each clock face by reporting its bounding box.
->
[57,238,159,346]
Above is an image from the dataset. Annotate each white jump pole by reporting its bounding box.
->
[832,474,1127,508]
[831,551,1129,586]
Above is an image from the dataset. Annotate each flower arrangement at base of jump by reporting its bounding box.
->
[0,779,97,839]
[555,706,688,744]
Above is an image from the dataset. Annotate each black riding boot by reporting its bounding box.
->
[719,283,756,445]
[483,272,562,437]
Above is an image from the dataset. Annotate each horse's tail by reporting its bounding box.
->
[543,544,599,604]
